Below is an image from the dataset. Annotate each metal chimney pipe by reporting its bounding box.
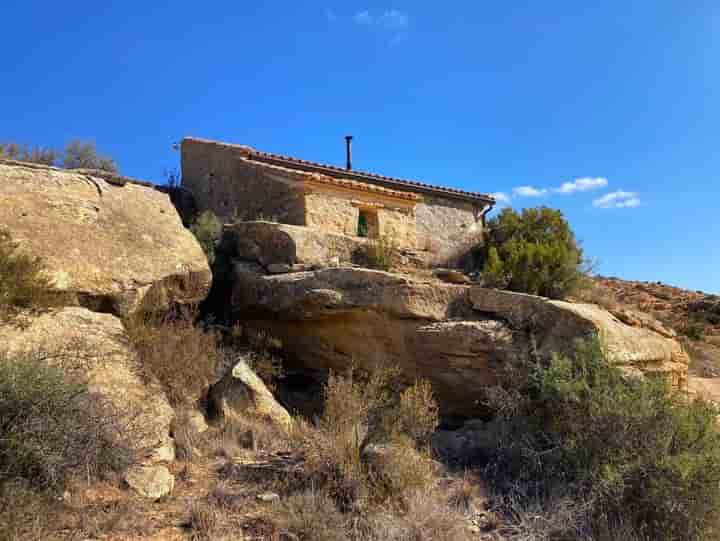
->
[345,135,353,170]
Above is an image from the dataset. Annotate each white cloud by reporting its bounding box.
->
[325,9,338,22]
[513,185,547,197]
[378,9,409,29]
[556,176,608,194]
[353,9,409,29]
[490,192,512,206]
[592,190,641,209]
[353,10,373,24]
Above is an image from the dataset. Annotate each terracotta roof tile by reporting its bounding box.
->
[182,137,495,204]
[242,157,420,201]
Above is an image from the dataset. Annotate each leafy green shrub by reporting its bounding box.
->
[481,338,720,540]
[479,207,585,299]
[0,349,134,491]
[190,210,223,265]
[124,310,222,407]
[0,229,62,323]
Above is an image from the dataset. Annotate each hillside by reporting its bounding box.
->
[592,276,720,376]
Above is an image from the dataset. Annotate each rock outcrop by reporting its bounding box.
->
[0,307,175,462]
[0,160,211,316]
[208,359,293,429]
[225,223,689,418]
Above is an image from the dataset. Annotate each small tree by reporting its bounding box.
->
[62,139,117,173]
[479,207,584,299]
[0,143,57,166]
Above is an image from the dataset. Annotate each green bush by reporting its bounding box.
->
[190,210,223,265]
[0,349,134,491]
[481,338,720,540]
[0,229,63,323]
[479,207,585,299]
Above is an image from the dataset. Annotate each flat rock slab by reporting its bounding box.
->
[231,267,689,418]
[0,160,211,316]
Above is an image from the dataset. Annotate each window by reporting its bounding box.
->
[357,209,379,238]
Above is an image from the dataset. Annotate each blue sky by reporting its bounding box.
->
[2,1,718,292]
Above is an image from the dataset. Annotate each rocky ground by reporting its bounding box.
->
[1,159,716,540]
[591,276,720,399]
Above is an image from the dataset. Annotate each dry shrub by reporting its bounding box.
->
[125,310,222,407]
[242,327,285,391]
[298,366,439,508]
[172,410,202,461]
[0,229,65,324]
[353,490,473,541]
[187,502,223,541]
[0,481,64,541]
[272,489,348,541]
[365,439,436,504]
[576,281,619,311]
[0,348,134,491]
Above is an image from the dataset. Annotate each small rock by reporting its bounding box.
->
[256,492,280,503]
[433,268,471,284]
[125,465,174,499]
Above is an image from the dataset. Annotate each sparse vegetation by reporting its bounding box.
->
[62,139,117,172]
[0,348,135,491]
[190,210,223,265]
[479,207,586,299]
[124,310,223,407]
[0,229,62,323]
[480,338,720,540]
[0,139,118,172]
[0,142,57,166]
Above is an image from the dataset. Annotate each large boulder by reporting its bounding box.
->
[223,221,367,268]
[0,160,211,316]
[228,256,688,418]
[469,288,689,387]
[0,307,175,462]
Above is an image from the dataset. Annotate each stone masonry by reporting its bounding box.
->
[181,137,495,260]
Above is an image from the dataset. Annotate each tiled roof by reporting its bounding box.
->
[183,137,495,205]
[241,157,421,201]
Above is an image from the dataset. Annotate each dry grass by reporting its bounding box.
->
[271,489,348,541]
[187,501,224,541]
[0,348,135,491]
[125,310,223,407]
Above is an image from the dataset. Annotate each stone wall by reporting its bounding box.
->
[416,195,484,264]
[181,139,306,224]
[304,183,417,249]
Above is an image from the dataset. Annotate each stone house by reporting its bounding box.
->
[181,137,495,257]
